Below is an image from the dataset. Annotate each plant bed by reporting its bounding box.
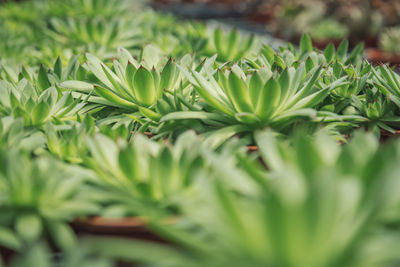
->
[72,217,170,243]
[366,48,400,67]
[272,32,343,50]
[380,129,400,142]
[150,0,248,19]
[350,35,378,49]
[3,0,400,265]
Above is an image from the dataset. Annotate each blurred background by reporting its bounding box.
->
[151,0,400,48]
[2,0,400,66]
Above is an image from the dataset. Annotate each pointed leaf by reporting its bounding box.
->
[300,34,313,55]
[228,73,253,113]
[38,65,50,91]
[249,72,264,108]
[323,44,335,63]
[32,102,51,125]
[94,86,137,109]
[133,67,156,107]
[256,78,280,119]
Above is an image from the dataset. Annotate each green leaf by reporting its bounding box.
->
[118,146,140,180]
[86,53,115,89]
[54,57,62,78]
[346,43,364,65]
[0,227,21,250]
[289,65,323,106]
[290,88,329,110]
[337,39,349,60]
[300,34,313,55]
[100,64,130,99]
[161,111,230,123]
[256,78,280,119]
[9,244,50,267]
[48,223,77,252]
[214,28,224,56]
[255,130,284,171]
[278,68,290,104]
[60,80,94,93]
[203,125,249,148]
[38,65,50,91]
[139,106,162,121]
[274,108,317,122]
[191,70,234,116]
[235,112,260,124]
[249,72,264,108]
[126,63,137,94]
[94,86,137,109]
[118,47,137,68]
[159,59,176,92]
[323,44,335,63]
[21,66,32,82]
[228,73,253,113]
[141,45,162,69]
[15,214,42,242]
[261,45,275,64]
[133,67,156,107]
[389,94,400,109]
[226,29,238,57]
[32,102,51,125]
[305,58,315,72]
[333,61,343,78]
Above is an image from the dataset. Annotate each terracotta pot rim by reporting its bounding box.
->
[74,216,146,228]
[365,48,400,65]
[380,129,400,137]
[73,216,177,229]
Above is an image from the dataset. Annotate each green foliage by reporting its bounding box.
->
[0,78,87,127]
[84,131,211,217]
[379,27,400,55]
[0,150,98,252]
[205,28,260,62]
[308,18,349,41]
[84,131,400,267]
[162,48,350,142]
[46,17,142,57]
[2,0,400,263]
[61,46,182,110]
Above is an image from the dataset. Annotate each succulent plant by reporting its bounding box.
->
[47,0,138,19]
[84,131,210,217]
[0,76,89,127]
[248,36,364,74]
[0,117,45,153]
[347,89,400,134]
[204,28,260,62]
[46,17,142,58]
[6,242,114,267]
[373,65,400,110]
[0,150,98,252]
[43,115,134,164]
[163,54,347,143]
[61,46,182,111]
[379,27,400,55]
[84,131,400,267]
[2,0,400,263]
[308,18,349,41]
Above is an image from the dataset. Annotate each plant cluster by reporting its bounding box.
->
[269,0,384,44]
[1,0,400,266]
[378,27,400,55]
